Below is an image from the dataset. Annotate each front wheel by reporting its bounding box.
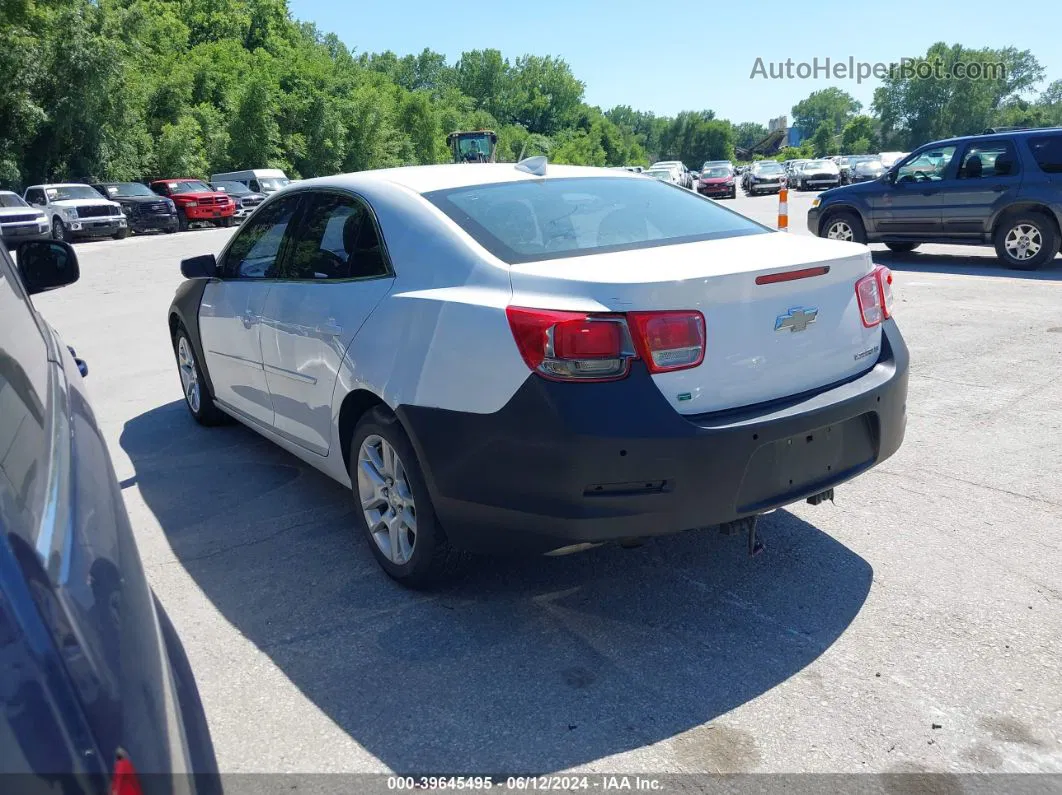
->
[219,217,233,228]
[113,228,128,240]
[177,211,189,232]
[52,218,67,242]
[885,242,920,253]
[173,327,227,425]
[350,407,467,588]
[821,210,867,245]
[993,213,1059,271]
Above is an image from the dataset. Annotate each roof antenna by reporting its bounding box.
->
[515,156,547,177]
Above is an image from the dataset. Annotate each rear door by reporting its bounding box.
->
[870,145,958,237]
[199,195,302,426]
[936,139,1022,238]
[259,191,394,455]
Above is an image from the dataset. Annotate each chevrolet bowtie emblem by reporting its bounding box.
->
[775,307,818,333]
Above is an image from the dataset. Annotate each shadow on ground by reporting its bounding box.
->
[872,248,1062,280]
[121,401,873,774]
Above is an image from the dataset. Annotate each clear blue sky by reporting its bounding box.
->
[289,0,1061,125]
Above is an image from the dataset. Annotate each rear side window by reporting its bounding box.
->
[1028,135,1062,174]
[424,176,769,264]
[957,141,1019,178]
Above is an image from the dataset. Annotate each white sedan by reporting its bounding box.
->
[168,159,909,587]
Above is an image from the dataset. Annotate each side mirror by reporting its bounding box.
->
[16,240,79,295]
[181,253,218,279]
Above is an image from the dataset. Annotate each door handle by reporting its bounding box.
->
[316,322,343,337]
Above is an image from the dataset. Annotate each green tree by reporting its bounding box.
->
[841,115,877,152]
[733,121,768,150]
[810,121,834,157]
[792,88,862,137]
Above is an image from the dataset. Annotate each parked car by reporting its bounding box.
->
[91,182,179,235]
[645,167,684,186]
[0,191,50,248]
[743,160,786,194]
[792,159,842,191]
[650,161,693,189]
[167,162,908,587]
[23,184,127,242]
[0,239,220,790]
[849,159,886,183]
[697,164,737,199]
[878,152,909,169]
[209,169,291,196]
[210,181,267,223]
[809,128,1062,270]
[149,179,235,231]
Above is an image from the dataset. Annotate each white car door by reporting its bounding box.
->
[258,191,394,456]
[198,195,301,427]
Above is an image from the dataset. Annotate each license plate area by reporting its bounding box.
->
[736,414,877,513]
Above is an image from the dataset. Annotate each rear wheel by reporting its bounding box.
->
[993,213,1059,271]
[350,407,467,588]
[822,210,867,245]
[885,242,920,253]
[174,327,226,425]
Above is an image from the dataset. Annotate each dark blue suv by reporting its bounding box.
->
[807,129,1062,270]
[0,240,219,792]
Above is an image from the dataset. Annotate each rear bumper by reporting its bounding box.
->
[399,320,909,555]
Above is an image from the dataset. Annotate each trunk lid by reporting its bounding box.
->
[509,232,882,415]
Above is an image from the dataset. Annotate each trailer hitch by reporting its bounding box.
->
[718,515,764,556]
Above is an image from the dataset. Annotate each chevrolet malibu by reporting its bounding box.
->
[168,160,909,588]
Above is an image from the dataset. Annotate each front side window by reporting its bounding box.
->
[1027,134,1062,174]
[221,196,301,279]
[25,189,45,205]
[957,141,1018,179]
[425,176,770,265]
[896,146,957,183]
[281,193,389,280]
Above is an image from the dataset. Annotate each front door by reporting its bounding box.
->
[199,195,301,426]
[936,139,1023,239]
[258,191,395,455]
[869,145,957,237]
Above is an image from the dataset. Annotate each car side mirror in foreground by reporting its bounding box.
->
[17,240,79,295]
[181,254,218,279]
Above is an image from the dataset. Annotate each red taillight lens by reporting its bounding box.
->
[628,311,706,373]
[855,265,894,327]
[111,756,144,795]
[505,306,633,381]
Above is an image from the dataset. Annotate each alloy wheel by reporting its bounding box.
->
[357,435,417,565]
[1004,223,1042,261]
[827,220,854,242]
[177,336,201,414]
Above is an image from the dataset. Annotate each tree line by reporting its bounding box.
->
[2,0,1060,189]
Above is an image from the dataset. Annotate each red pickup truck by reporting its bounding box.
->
[149,178,236,231]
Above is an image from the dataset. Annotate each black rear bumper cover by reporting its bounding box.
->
[398,320,909,555]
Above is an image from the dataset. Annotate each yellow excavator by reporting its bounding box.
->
[448,130,498,163]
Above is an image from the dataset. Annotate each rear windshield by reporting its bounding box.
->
[424,176,769,264]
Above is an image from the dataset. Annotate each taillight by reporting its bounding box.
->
[506,307,705,381]
[628,311,706,373]
[111,755,144,795]
[855,265,894,328]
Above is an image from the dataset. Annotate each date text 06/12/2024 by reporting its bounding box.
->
[386,776,664,791]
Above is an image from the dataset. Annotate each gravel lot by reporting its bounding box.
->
[30,189,1062,778]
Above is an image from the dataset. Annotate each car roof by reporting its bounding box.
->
[919,126,1062,149]
[286,163,634,196]
[27,183,92,189]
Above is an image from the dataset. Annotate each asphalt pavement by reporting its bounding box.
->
[29,191,1062,778]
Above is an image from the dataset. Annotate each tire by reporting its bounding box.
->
[885,242,920,253]
[173,326,227,426]
[349,406,467,589]
[821,210,867,245]
[177,211,189,232]
[993,212,1060,271]
[219,217,233,228]
[52,217,67,242]
[112,228,128,240]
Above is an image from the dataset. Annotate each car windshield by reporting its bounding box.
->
[806,160,832,169]
[754,162,783,173]
[46,185,104,201]
[213,181,250,194]
[646,170,674,179]
[169,180,213,193]
[259,178,290,191]
[702,167,731,178]
[856,161,884,172]
[424,176,769,265]
[106,182,156,197]
[0,193,28,208]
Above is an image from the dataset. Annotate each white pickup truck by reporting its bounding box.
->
[23,183,128,242]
